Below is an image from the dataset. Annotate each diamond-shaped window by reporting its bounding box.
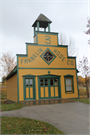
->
[43,51,53,62]
[40,48,56,65]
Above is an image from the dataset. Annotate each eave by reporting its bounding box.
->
[5,66,17,80]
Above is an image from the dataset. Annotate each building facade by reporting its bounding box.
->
[6,14,79,103]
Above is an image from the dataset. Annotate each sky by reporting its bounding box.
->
[0,0,90,81]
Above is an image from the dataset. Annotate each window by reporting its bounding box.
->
[26,79,29,86]
[45,79,48,86]
[40,48,56,65]
[43,51,54,62]
[65,77,73,92]
[30,79,33,86]
[50,79,53,86]
[54,79,58,86]
[40,79,43,86]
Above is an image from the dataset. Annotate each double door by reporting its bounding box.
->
[39,78,59,99]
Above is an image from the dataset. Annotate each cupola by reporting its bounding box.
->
[32,13,59,46]
[32,13,52,35]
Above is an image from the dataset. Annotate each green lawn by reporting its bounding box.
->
[0,90,23,111]
[1,101,23,111]
[74,98,89,104]
[1,117,64,134]
[0,90,7,99]
[0,86,89,112]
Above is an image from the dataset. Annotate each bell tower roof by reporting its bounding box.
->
[32,13,52,28]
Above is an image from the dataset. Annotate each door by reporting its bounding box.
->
[50,78,59,98]
[39,78,59,99]
[39,79,49,99]
[25,78,34,100]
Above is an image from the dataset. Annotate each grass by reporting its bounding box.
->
[0,91,64,134]
[0,90,23,111]
[1,86,89,134]
[0,86,89,112]
[74,98,89,104]
[1,117,64,134]
[0,90,7,99]
[1,101,24,111]
[72,86,90,104]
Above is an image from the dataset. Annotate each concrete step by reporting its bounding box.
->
[19,99,77,107]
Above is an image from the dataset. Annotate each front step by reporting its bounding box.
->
[19,98,77,107]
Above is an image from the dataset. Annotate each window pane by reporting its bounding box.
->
[50,79,53,86]
[43,51,54,62]
[49,52,53,56]
[55,79,58,86]
[40,79,43,86]
[30,79,33,86]
[49,57,52,61]
[66,78,72,85]
[26,79,29,86]
[45,79,48,86]
[44,57,48,61]
[66,86,72,91]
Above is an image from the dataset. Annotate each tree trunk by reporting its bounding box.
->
[86,85,89,98]
[85,76,89,98]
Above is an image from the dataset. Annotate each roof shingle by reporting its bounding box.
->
[32,13,52,28]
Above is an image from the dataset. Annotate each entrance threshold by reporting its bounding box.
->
[19,98,77,107]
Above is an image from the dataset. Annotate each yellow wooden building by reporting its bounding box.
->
[6,14,79,103]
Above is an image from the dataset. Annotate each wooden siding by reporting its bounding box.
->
[18,45,76,69]
[38,34,58,45]
[7,73,17,102]
[18,69,78,101]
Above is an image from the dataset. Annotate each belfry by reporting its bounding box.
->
[6,14,79,103]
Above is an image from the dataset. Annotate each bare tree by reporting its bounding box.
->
[59,32,78,56]
[59,32,68,45]
[85,18,90,45]
[0,52,16,77]
[68,37,78,56]
[78,56,90,98]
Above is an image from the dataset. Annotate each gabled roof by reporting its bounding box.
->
[32,13,52,28]
[5,66,17,80]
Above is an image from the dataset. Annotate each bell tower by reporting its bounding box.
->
[32,13,59,45]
